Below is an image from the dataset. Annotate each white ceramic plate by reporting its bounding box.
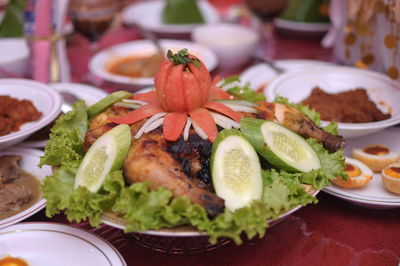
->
[274,18,331,33]
[0,148,51,230]
[0,222,126,266]
[323,127,400,209]
[121,0,220,34]
[89,39,218,87]
[0,79,62,149]
[267,65,400,138]
[19,83,108,149]
[240,59,333,95]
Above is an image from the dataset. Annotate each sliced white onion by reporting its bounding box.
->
[122,99,149,105]
[134,112,167,139]
[191,119,208,140]
[215,80,224,87]
[143,117,164,133]
[210,112,240,129]
[220,103,257,113]
[216,99,257,107]
[114,102,141,109]
[221,81,241,91]
[210,113,232,129]
[183,118,192,141]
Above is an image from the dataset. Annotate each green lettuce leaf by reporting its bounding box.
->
[39,101,88,168]
[42,169,125,226]
[298,138,346,189]
[227,83,266,102]
[273,96,338,135]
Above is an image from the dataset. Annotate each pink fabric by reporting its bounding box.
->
[32,40,51,83]
[34,0,52,37]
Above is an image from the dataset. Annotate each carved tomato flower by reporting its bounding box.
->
[109,49,243,142]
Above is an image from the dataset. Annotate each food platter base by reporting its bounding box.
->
[126,232,232,255]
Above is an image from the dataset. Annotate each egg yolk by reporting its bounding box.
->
[384,167,400,178]
[363,145,389,156]
[345,163,361,178]
[0,256,28,266]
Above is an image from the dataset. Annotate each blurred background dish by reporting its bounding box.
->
[191,23,259,70]
[0,222,126,265]
[121,0,220,36]
[323,127,400,209]
[240,59,333,94]
[0,38,29,77]
[0,79,62,149]
[267,65,400,139]
[19,83,108,149]
[89,39,218,88]
[0,148,50,230]
[274,18,330,37]
[273,0,330,38]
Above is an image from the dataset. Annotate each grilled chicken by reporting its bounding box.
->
[84,101,345,217]
[124,130,224,217]
[252,102,346,152]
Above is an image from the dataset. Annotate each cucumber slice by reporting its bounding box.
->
[211,129,263,211]
[87,90,132,119]
[240,117,321,173]
[74,124,131,192]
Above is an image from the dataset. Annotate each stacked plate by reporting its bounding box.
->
[323,127,400,209]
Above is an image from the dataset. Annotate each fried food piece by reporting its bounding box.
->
[124,130,224,217]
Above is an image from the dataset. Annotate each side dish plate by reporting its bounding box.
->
[0,148,51,230]
[0,222,126,266]
[0,79,62,149]
[323,127,400,209]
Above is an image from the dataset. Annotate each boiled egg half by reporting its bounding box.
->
[381,162,400,195]
[353,144,399,172]
[332,157,373,189]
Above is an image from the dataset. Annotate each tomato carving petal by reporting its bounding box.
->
[163,64,186,112]
[132,91,159,104]
[108,104,164,124]
[209,87,233,100]
[183,71,204,111]
[204,101,242,122]
[189,108,218,142]
[163,112,188,141]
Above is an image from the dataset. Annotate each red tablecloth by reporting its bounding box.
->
[28,22,400,266]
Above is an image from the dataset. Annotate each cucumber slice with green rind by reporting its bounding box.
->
[74,124,131,192]
[87,90,133,119]
[240,117,321,173]
[211,129,263,211]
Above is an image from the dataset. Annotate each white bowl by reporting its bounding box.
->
[89,39,218,88]
[0,79,62,149]
[0,38,29,77]
[192,23,259,70]
[121,0,220,35]
[267,65,400,139]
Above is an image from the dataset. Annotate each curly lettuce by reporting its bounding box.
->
[39,101,88,168]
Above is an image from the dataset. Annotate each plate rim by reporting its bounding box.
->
[0,222,126,266]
